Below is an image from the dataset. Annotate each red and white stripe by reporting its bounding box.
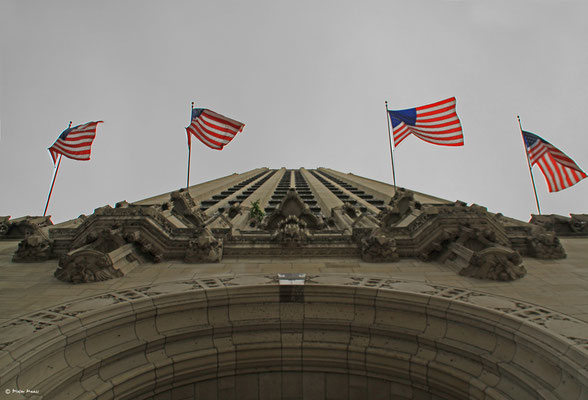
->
[528,140,586,192]
[186,109,244,150]
[393,97,464,147]
[48,121,102,164]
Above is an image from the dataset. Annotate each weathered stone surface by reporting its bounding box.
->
[442,225,526,281]
[184,231,223,263]
[271,215,311,247]
[360,228,399,262]
[263,189,324,230]
[530,213,588,236]
[0,216,53,240]
[12,233,53,262]
[54,243,140,283]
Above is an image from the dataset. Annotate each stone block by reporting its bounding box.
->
[235,374,259,400]
[367,376,391,399]
[279,303,304,322]
[325,372,348,399]
[229,302,280,323]
[84,323,139,357]
[512,343,561,389]
[443,319,496,352]
[171,349,218,380]
[111,365,156,399]
[163,331,214,357]
[64,339,92,368]
[281,371,302,399]
[99,349,148,382]
[171,384,195,400]
[194,379,217,400]
[259,372,281,400]
[155,307,209,336]
[373,308,427,333]
[232,324,281,346]
[17,347,69,390]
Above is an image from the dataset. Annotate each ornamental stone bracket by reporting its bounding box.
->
[360,228,399,262]
[270,215,311,247]
[54,243,141,283]
[440,225,526,281]
[12,232,53,262]
[184,230,223,263]
[0,215,53,240]
[262,189,325,230]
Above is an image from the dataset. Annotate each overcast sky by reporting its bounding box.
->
[1,0,587,223]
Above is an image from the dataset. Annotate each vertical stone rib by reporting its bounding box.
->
[205,169,276,216]
[300,168,343,217]
[231,168,286,228]
[135,168,269,206]
[313,170,380,214]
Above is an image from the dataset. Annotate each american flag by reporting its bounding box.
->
[388,97,464,147]
[48,121,103,164]
[522,130,586,192]
[186,108,244,150]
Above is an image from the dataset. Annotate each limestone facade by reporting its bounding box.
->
[0,168,587,399]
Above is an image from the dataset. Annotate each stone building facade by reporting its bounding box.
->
[0,167,587,399]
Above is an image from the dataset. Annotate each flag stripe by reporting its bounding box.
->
[186,108,244,150]
[48,121,102,164]
[389,97,464,147]
[523,130,586,192]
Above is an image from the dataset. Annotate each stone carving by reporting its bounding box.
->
[460,247,525,281]
[227,202,243,219]
[0,216,53,239]
[530,214,588,236]
[360,228,399,262]
[441,225,526,281]
[263,189,324,230]
[184,231,223,262]
[125,231,165,263]
[12,234,53,262]
[378,189,421,228]
[54,243,139,283]
[170,189,207,227]
[271,215,310,247]
[525,228,566,259]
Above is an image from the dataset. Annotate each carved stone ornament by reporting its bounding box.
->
[54,243,139,283]
[526,228,566,259]
[184,231,223,263]
[0,216,53,240]
[460,248,526,281]
[360,228,399,263]
[170,189,206,227]
[12,234,53,262]
[442,225,526,281]
[378,188,421,229]
[263,189,324,230]
[530,213,588,236]
[271,215,310,247]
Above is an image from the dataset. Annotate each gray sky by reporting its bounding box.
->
[1,0,587,223]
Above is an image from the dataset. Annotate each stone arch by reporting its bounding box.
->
[0,276,586,399]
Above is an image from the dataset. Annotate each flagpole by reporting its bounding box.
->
[186,102,193,189]
[517,115,541,215]
[43,121,71,217]
[385,101,397,191]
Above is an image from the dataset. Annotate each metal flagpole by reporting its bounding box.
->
[186,102,193,189]
[43,121,71,217]
[385,101,397,191]
[517,115,541,215]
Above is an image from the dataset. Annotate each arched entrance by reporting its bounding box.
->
[1,275,586,399]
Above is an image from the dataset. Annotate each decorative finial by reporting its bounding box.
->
[68,121,72,128]
[191,102,194,109]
